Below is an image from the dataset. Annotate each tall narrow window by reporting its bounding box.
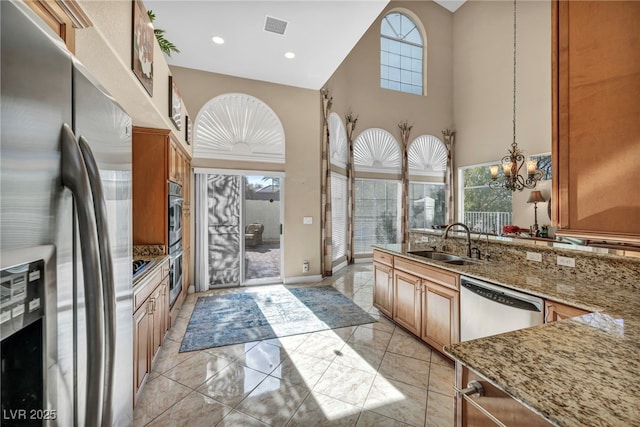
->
[331,173,347,261]
[381,12,424,95]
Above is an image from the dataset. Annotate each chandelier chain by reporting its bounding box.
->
[512,0,517,149]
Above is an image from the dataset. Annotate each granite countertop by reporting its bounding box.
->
[373,244,640,427]
[133,245,169,287]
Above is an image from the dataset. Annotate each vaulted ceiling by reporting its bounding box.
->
[145,1,465,90]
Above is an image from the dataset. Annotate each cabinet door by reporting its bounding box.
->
[458,364,552,427]
[553,1,640,238]
[133,303,150,402]
[393,270,422,336]
[168,141,179,183]
[544,300,588,323]
[149,286,163,360]
[421,281,459,352]
[373,262,393,317]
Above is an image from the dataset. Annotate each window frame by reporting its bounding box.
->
[380,10,426,96]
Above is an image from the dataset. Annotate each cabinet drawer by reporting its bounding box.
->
[394,257,458,290]
[134,267,163,311]
[373,250,393,267]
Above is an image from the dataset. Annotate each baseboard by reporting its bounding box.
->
[332,260,348,273]
[284,275,323,284]
[354,257,373,264]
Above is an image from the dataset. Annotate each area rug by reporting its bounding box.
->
[180,286,376,352]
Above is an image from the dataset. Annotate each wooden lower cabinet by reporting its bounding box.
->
[133,260,170,404]
[544,300,589,323]
[373,261,393,317]
[393,269,422,336]
[456,364,551,427]
[422,280,459,352]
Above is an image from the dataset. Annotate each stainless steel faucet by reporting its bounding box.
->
[443,222,472,258]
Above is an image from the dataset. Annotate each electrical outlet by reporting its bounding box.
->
[526,252,542,262]
[557,256,575,267]
[420,236,429,242]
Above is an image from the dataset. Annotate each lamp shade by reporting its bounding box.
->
[526,190,546,204]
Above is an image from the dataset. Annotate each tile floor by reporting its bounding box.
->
[134,264,456,427]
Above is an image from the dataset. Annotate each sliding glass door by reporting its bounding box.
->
[202,171,283,288]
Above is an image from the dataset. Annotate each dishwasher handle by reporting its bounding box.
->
[461,280,542,313]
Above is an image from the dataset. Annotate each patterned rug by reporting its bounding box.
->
[180,286,376,352]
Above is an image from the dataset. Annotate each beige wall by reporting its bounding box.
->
[453,0,551,223]
[74,0,191,155]
[170,66,322,279]
[326,0,454,142]
[453,0,551,167]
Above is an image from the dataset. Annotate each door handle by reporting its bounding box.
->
[60,124,104,427]
[78,136,115,427]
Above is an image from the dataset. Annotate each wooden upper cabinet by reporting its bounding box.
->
[552,0,640,242]
[24,0,92,54]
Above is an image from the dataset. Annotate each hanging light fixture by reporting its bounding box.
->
[489,0,543,192]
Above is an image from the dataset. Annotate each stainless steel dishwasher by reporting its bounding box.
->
[460,276,544,342]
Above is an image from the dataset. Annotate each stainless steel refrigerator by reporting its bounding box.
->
[1,1,133,426]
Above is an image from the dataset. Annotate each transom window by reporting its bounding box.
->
[380,12,424,95]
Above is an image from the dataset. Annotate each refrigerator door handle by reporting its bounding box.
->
[78,136,115,427]
[60,124,105,427]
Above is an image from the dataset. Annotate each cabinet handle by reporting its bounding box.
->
[456,380,484,398]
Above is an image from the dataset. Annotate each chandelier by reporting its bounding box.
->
[489,0,542,192]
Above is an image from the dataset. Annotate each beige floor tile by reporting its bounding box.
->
[295,333,345,361]
[333,342,386,374]
[271,351,331,388]
[140,265,458,427]
[356,410,409,427]
[386,333,432,362]
[287,392,361,426]
[425,391,455,427]
[428,363,455,397]
[151,339,199,374]
[347,326,393,352]
[133,375,192,426]
[364,375,428,427]
[235,375,310,425]
[262,333,310,351]
[429,350,453,367]
[205,341,258,362]
[215,410,270,426]
[234,341,289,375]
[166,316,190,342]
[313,363,376,407]
[317,325,358,341]
[163,352,233,390]
[378,352,430,390]
[196,362,268,407]
[148,391,232,427]
[359,313,396,334]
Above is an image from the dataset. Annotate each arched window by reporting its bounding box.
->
[380,11,424,95]
[352,128,402,254]
[194,93,285,163]
[408,135,447,229]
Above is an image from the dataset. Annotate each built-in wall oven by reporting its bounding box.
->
[168,182,183,306]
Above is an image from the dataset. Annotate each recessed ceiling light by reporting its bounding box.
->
[284,52,295,59]
[212,36,225,45]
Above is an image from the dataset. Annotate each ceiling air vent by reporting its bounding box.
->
[264,15,288,35]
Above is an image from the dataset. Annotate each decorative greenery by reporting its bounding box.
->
[147,10,180,56]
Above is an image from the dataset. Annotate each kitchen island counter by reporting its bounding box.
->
[373,244,640,427]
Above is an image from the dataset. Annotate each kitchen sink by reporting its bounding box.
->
[442,259,482,266]
[408,251,461,261]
